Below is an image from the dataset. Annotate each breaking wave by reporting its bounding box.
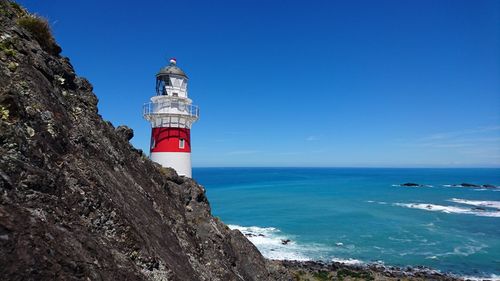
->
[393,203,500,217]
[228,224,330,261]
[331,257,364,265]
[228,224,365,266]
[449,198,500,209]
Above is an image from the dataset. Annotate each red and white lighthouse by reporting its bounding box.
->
[143,58,199,177]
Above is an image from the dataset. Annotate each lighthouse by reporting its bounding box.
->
[143,58,199,177]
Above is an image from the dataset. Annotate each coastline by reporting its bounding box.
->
[203,168,500,280]
[274,259,491,281]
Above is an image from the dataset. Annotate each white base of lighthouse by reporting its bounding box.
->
[151,152,192,177]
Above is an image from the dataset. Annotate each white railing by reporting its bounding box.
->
[143,101,199,119]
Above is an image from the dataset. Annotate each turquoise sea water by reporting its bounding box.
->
[193,168,500,278]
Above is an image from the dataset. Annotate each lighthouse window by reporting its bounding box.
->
[179,138,185,149]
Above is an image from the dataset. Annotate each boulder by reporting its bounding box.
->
[115,125,134,141]
[401,183,421,187]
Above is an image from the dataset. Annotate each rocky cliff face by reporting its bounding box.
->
[0,1,289,280]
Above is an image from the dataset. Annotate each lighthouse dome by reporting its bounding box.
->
[157,58,188,78]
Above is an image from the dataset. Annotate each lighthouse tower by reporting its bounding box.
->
[143,58,199,177]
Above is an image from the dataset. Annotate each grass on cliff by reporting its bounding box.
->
[0,40,16,57]
[336,268,375,281]
[9,1,26,16]
[293,270,332,281]
[17,14,61,55]
[293,268,376,281]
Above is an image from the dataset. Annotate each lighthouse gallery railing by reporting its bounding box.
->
[143,101,199,119]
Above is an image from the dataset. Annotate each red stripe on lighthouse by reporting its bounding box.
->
[151,127,191,153]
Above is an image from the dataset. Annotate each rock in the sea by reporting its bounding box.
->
[401,183,422,187]
[458,183,480,188]
[482,184,497,189]
[281,239,291,245]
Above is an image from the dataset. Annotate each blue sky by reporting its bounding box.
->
[18,0,500,167]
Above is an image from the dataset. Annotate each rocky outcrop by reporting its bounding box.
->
[400,183,423,187]
[0,1,289,280]
[456,183,480,188]
[280,260,462,281]
[449,183,498,189]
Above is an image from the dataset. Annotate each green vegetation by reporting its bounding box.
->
[7,61,18,71]
[336,268,374,281]
[0,105,9,121]
[0,40,16,57]
[293,271,306,280]
[312,271,331,281]
[17,14,61,55]
[9,1,26,16]
[293,270,332,281]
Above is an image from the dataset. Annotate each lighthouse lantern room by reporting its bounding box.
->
[143,58,199,177]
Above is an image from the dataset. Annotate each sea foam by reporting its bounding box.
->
[228,224,340,262]
[393,203,500,217]
[449,198,500,209]
[228,224,310,260]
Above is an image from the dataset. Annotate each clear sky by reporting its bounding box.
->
[18,0,500,167]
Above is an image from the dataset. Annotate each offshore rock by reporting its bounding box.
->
[456,183,480,188]
[0,1,289,280]
[401,183,422,187]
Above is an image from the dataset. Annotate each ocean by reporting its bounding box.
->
[193,168,500,279]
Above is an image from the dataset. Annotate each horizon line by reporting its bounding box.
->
[192,166,500,169]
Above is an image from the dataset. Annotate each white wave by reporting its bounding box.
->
[459,274,500,281]
[451,244,487,256]
[388,236,412,243]
[331,257,363,265]
[228,224,320,261]
[393,203,500,217]
[366,200,387,205]
[449,198,500,209]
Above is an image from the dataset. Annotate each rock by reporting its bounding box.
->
[115,125,134,141]
[482,184,497,189]
[401,183,422,187]
[279,260,462,281]
[458,183,480,188]
[281,239,291,245]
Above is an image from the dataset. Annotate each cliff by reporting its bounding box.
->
[0,1,288,280]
